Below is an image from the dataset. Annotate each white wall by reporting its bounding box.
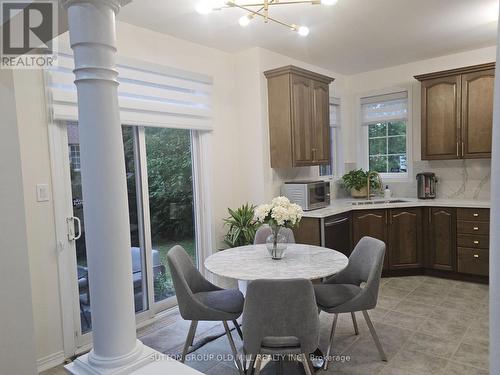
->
[0,70,38,375]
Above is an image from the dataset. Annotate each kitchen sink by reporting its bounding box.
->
[350,199,411,206]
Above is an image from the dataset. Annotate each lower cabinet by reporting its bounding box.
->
[352,210,389,270]
[426,207,457,271]
[389,208,423,269]
[294,205,488,279]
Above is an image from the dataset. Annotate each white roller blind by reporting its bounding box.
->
[46,52,213,130]
[361,91,407,125]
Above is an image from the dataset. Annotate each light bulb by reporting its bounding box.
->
[195,1,213,14]
[297,26,310,36]
[321,0,338,5]
[239,15,252,27]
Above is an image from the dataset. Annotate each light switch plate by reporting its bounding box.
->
[36,184,50,202]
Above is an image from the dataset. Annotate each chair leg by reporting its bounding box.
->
[233,319,243,340]
[323,313,338,371]
[362,310,388,362]
[181,320,198,363]
[351,312,359,335]
[246,354,256,375]
[254,355,262,375]
[223,321,245,375]
[301,353,314,375]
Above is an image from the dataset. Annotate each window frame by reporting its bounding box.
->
[319,97,343,179]
[358,87,412,182]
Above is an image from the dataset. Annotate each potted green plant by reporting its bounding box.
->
[342,169,381,198]
[223,203,261,248]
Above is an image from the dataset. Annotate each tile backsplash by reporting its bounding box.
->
[384,159,491,200]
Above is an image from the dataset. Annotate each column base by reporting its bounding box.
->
[65,343,201,375]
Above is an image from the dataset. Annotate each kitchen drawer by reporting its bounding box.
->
[457,220,489,235]
[457,235,489,249]
[457,247,489,276]
[457,208,490,222]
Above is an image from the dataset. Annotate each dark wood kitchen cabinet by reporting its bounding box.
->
[426,207,457,271]
[324,213,352,257]
[415,63,495,160]
[264,66,334,168]
[352,210,389,270]
[389,208,423,269]
[461,69,495,158]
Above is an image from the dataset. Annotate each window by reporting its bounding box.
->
[68,144,81,171]
[361,91,409,178]
[319,98,342,177]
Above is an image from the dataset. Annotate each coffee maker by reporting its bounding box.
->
[416,173,437,199]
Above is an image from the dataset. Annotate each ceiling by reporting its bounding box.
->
[118,0,499,75]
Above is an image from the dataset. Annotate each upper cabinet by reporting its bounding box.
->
[415,63,495,160]
[264,66,334,168]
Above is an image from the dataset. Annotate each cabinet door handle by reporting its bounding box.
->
[473,254,480,258]
[473,213,479,217]
[473,227,479,231]
[456,142,459,157]
[474,240,480,245]
[462,142,465,157]
[325,217,349,227]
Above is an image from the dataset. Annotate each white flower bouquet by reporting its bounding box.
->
[254,196,304,228]
[254,197,303,259]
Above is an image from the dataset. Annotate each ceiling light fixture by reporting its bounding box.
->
[239,14,253,27]
[195,0,339,36]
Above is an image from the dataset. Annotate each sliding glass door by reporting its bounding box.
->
[144,128,197,303]
[64,122,198,339]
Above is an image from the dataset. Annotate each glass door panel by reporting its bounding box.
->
[144,128,197,303]
[67,122,148,334]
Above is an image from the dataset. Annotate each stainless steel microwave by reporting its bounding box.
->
[281,181,331,211]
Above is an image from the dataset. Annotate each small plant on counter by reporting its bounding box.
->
[223,203,261,248]
[342,169,382,198]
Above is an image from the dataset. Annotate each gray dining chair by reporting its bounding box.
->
[242,278,318,375]
[167,245,245,373]
[253,225,296,245]
[314,236,387,370]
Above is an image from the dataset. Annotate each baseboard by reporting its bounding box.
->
[37,351,66,373]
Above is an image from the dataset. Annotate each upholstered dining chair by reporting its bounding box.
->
[253,225,296,245]
[242,278,319,375]
[167,246,245,374]
[314,236,387,370]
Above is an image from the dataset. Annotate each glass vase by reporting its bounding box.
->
[266,226,288,260]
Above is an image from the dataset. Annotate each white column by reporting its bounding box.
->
[62,0,144,372]
[490,11,500,374]
[61,1,205,374]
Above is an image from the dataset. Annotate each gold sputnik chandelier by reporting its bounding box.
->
[195,0,339,36]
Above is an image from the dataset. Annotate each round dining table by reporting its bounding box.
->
[204,243,349,285]
[204,243,348,370]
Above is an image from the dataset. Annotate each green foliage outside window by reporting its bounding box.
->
[368,121,407,173]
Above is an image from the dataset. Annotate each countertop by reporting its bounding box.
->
[302,197,491,219]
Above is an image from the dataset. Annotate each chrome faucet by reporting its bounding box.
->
[367,171,383,200]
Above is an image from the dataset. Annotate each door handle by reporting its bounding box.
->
[67,217,82,241]
[473,240,480,245]
[325,217,349,227]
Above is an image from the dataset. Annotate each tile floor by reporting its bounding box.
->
[40,276,489,375]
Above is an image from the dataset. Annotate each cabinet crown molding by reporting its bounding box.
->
[414,62,496,81]
[264,65,335,84]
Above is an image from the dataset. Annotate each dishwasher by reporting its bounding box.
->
[323,213,352,257]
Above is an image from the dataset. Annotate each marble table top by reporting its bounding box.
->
[204,244,349,281]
